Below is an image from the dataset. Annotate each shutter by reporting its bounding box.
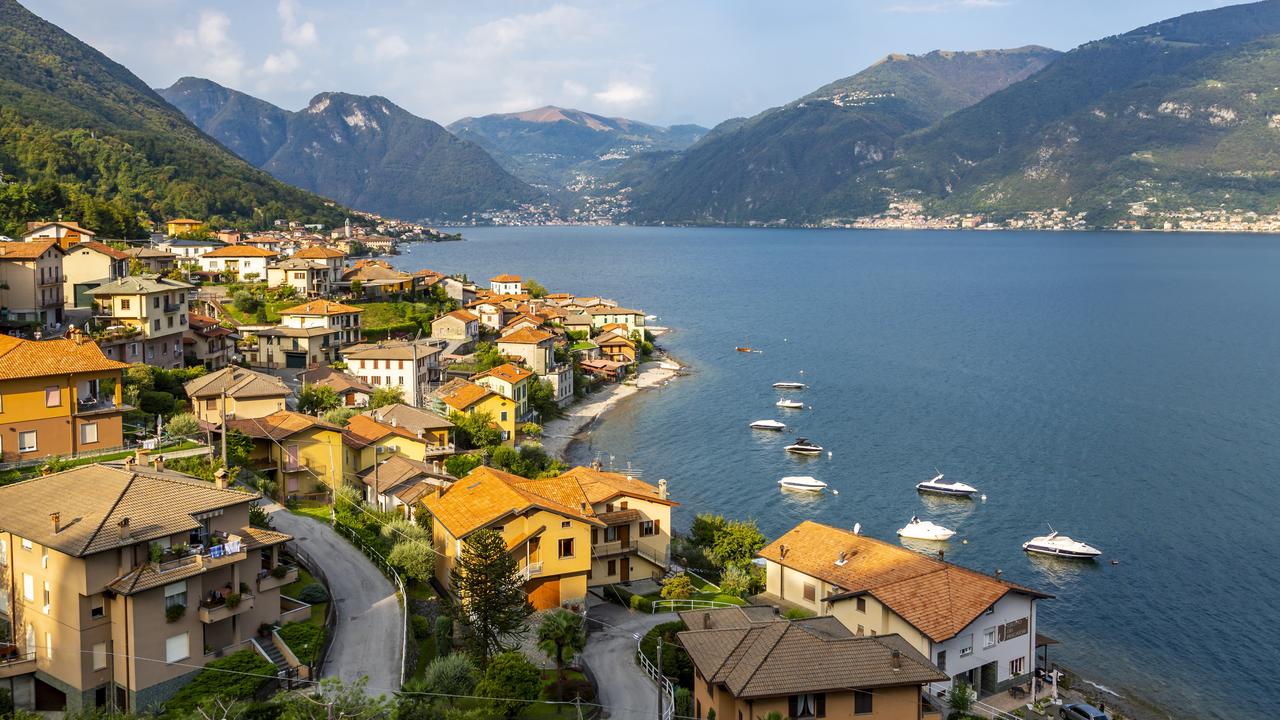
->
[815,693,826,718]
[654,519,661,534]
[788,696,799,719]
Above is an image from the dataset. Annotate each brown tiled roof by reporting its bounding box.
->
[184,365,291,400]
[72,240,130,260]
[438,381,498,412]
[300,366,374,395]
[587,306,644,316]
[471,363,533,385]
[0,464,259,558]
[363,403,453,433]
[280,300,363,316]
[497,327,553,345]
[425,466,603,538]
[202,245,278,258]
[358,454,451,495]
[759,521,1050,642]
[239,525,293,550]
[344,414,421,445]
[0,335,129,380]
[225,410,338,440]
[343,339,442,361]
[294,246,346,259]
[440,309,478,323]
[0,240,63,260]
[556,466,676,506]
[122,247,178,260]
[677,605,783,630]
[490,274,522,283]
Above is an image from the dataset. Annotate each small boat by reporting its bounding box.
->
[778,476,827,493]
[897,516,955,541]
[776,399,804,409]
[915,472,978,497]
[785,438,823,455]
[1022,527,1102,559]
[736,346,755,353]
[750,419,787,431]
[773,381,806,390]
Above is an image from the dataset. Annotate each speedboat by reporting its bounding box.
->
[897,516,955,541]
[785,438,823,455]
[915,472,978,497]
[750,419,787,431]
[773,381,806,390]
[736,346,755,353]
[776,399,804,409]
[778,476,827,493]
[1022,528,1102,559]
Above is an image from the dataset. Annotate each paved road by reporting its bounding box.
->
[581,600,676,720]
[268,505,403,695]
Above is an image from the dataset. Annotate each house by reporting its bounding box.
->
[441,276,477,305]
[266,258,333,297]
[0,333,130,462]
[196,245,278,281]
[62,242,129,310]
[678,606,947,720]
[595,331,637,365]
[489,274,524,295]
[155,238,223,260]
[341,261,412,298]
[85,275,192,369]
[22,221,96,249]
[299,367,374,408]
[341,414,438,481]
[243,325,342,372]
[579,358,627,382]
[501,313,544,336]
[561,465,675,584]
[121,247,179,274]
[183,365,290,425]
[358,455,452,518]
[412,269,444,295]
[495,327,556,375]
[563,312,593,337]
[0,462,298,713]
[588,306,646,333]
[362,403,454,448]
[758,521,1051,698]
[466,301,511,331]
[183,313,234,370]
[343,339,444,406]
[165,218,205,237]
[225,410,344,502]
[0,241,66,327]
[430,310,480,352]
[278,300,363,347]
[354,234,395,254]
[435,379,516,446]
[289,247,345,290]
[471,363,534,421]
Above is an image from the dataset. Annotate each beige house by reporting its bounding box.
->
[496,327,555,374]
[0,461,298,713]
[343,339,444,406]
[563,466,675,585]
[430,309,479,350]
[278,300,363,347]
[86,275,192,370]
[266,258,332,297]
[245,326,342,371]
[22,221,96,249]
[62,242,130,310]
[121,247,179,275]
[0,241,66,327]
[197,246,278,281]
[183,366,290,425]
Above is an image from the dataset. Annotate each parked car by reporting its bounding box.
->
[1060,704,1111,720]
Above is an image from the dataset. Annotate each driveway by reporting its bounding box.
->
[268,505,404,695]
[581,599,677,720]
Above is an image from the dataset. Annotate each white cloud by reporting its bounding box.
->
[594,81,650,110]
[174,10,244,83]
[262,50,300,75]
[278,0,318,47]
[375,34,410,61]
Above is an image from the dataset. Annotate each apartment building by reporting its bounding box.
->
[86,276,193,369]
[0,241,66,327]
[196,246,278,281]
[278,300,363,347]
[120,247,179,275]
[183,366,290,426]
[183,314,234,371]
[342,339,444,406]
[62,242,129,310]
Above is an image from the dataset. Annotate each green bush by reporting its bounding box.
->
[421,653,478,697]
[639,622,693,688]
[411,614,433,640]
[165,604,185,623]
[660,573,694,600]
[435,616,453,657]
[139,390,177,415]
[162,649,274,716]
[783,607,814,620]
[297,583,329,604]
[475,651,542,718]
[629,593,653,613]
[278,621,326,664]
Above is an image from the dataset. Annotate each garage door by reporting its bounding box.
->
[527,577,560,610]
[284,352,307,369]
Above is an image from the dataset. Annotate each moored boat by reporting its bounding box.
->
[915,472,978,497]
[784,438,823,455]
[897,516,956,541]
[776,399,804,409]
[750,419,787,431]
[778,476,827,493]
[736,346,755,353]
[773,381,806,389]
[1022,528,1102,559]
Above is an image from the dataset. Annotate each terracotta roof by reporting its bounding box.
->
[280,299,364,316]
[597,333,636,349]
[0,464,260,558]
[183,365,290,400]
[438,309,479,323]
[300,367,374,395]
[490,274,522,283]
[0,335,130,380]
[759,521,1050,642]
[358,454,451,495]
[556,466,676,506]
[0,240,62,260]
[293,246,346,259]
[425,466,602,538]
[363,403,454,433]
[437,380,498,411]
[471,363,534,385]
[343,414,421,445]
[86,274,194,295]
[71,240,130,260]
[343,339,442,361]
[201,245,278,258]
[497,327,554,345]
[270,258,327,270]
[225,410,339,440]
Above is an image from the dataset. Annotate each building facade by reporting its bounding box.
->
[86,276,193,370]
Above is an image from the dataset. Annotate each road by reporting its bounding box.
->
[268,505,404,695]
[581,600,676,720]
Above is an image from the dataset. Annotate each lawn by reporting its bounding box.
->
[357,302,411,328]
[222,299,297,325]
[289,503,333,525]
[408,634,438,683]
[282,566,328,625]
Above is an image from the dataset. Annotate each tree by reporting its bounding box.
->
[449,410,502,449]
[524,279,548,298]
[279,677,391,720]
[225,429,254,470]
[348,279,363,298]
[708,519,767,570]
[165,412,200,438]
[475,651,542,719]
[449,529,532,660]
[298,384,342,415]
[718,565,751,598]
[528,379,561,420]
[370,386,405,409]
[689,513,727,549]
[472,343,505,372]
[948,681,976,715]
[660,573,694,600]
[418,653,477,701]
[323,406,360,425]
[445,453,484,479]
[387,539,434,583]
[537,609,586,700]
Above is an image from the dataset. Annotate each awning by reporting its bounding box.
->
[597,508,642,526]
[1035,632,1059,647]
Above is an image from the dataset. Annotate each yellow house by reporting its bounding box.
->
[0,240,66,326]
[595,331,637,365]
[165,218,204,237]
[557,466,676,585]
[224,410,344,502]
[86,274,194,370]
[362,403,455,451]
[183,366,291,425]
[471,362,534,421]
[425,466,602,610]
[436,379,517,446]
[341,414,433,482]
[0,332,131,462]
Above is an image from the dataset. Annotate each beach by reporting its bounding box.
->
[540,359,683,460]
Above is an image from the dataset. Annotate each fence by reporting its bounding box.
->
[289,543,339,680]
[650,598,739,614]
[332,521,409,688]
[635,633,675,720]
[926,683,1023,720]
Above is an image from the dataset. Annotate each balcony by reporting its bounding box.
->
[257,564,299,593]
[199,592,256,623]
[153,533,249,575]
[516,561,544,581]
[75,395,122,416]
[0,645,35,679]
[164,302,183,313]
[423,443,456,457]
[591,539,637,559]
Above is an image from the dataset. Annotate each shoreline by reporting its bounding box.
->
[540,358,683,462]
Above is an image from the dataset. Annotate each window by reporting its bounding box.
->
[120,298,130,310]
[640,520,657,537]
[21,538,31,551]
[1010,657,1025,676]
[853,690,873,715]
[558,538,575,558]
[802,582,816,602]
[165,633,189,663]
[607,560,616,576]
[787,693,825,719]
[604,526,619,543]
[45,386,60,407]
[152,319,160,331]
[960,634,973,657]
[856,597,866,612]
[22,573,33,601]
[500,411,508,422]
[93,642,107,670]
[561,521,571,529]
[81,423,99,445]
[983,628,997,649]
[206,398,217,410]
[164,581,187,610]
[91,594,105,619]
[152,297,160,309]
[41,546,47,568]
[936,650,946,672]
[42,581,50,613]
[856,624,864,635]
[18,431,36,453]
[45,632,52,659]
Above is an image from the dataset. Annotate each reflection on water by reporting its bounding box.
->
[1026,552,1104,590]
[897,536,951,557]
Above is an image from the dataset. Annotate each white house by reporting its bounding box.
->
[196,245,278,280]
[342,339,445,407]
[489,274,525,295]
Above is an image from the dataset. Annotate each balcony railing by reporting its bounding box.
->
[592,539,669,568]
[423,443,456,457]
[75,396,120,415]
[154,534,249,574]
[257,564,299,592]
[0,645,36,679]
[516,561,544,581]
[199,592,256,623]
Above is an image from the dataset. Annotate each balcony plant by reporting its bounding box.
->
[165,603,186,623]
[270,565,288,579]
[225,592,242,609]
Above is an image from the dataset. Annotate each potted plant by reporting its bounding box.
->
[239,582,250,593]
[225,593,242,609]
[165,604,186,623]
[270,565,288,579]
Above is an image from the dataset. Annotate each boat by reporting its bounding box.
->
[776,399,804,409]
[778,476,827,493]
[736,346,755,353]
[784,438,823,455]
[897,516,956,541]
[915,472,978,497]
[773,381,806,390]
[1022,527,1102,559]
[749,419,787,431]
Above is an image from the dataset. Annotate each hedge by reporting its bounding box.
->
[162,650,274,716]
[278,621,326,664]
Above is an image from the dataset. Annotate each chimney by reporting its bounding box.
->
[391,417,398,428]
[702,612,711,629]
[214,468,229,490]
[117,517,131,540]
[891,649,901,671]
[122,455,135,469]
[135,448,149,466]
[153,455,165,473]
[658,478,668,500]
[50,512,61,534]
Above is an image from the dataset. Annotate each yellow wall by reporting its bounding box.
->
[473,375,530,419]
[270,428,344,498]
[587,495,673,586]
[193,395,287,425]
[464,394,516,446]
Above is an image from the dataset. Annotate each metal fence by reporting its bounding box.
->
[635,633,675,720]
[332,521,409,688]
[289,543,339,679]
[650,598,739,614]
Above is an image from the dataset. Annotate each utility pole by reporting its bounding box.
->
[219,386,228,466]
[656,641,664,720]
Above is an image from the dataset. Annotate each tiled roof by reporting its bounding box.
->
[759,521,1050,642]
[86,274,194,295]
[343,340,442,361]
[270,258,327,270]
[0,335,129,381]
[0,240,62,260]
[439,309,479,323]
[438,381,497,411]
[490,274,522,282]
[225,410,338,440]
[497,327,554,345]
[557,466,676,506]
[122,247,177,259]
[71,241,130,260]
[0,464,259,558]
[344,414,421,444]
[293,246,346,259]
[358,454,451,495]
[167,218,202,224]
[363,403,454,433]
[425,466,602,538]
[471,363,534,385]
[280,300,364,316]
[301,367,374,395]
[677,605,783,630]
[183,365,291,399]
[201,245,278,258]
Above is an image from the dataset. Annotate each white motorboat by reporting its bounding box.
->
[915,472,978,497]
[772,381,807,390]
[750,419,787,431]
[1022,528,1102,559]
[776,399,804,409]
[778,476,827,493]
[784,438,823,455]
[897,516,955,541]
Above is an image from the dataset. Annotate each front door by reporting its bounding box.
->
[980,661,999,697]
[620,557,630,582]
[619,523,630,548]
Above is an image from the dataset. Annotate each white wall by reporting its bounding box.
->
[932,592,1038,691]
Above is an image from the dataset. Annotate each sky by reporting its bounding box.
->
[24,0,1240,128]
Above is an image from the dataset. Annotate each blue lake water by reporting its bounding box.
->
[394,227,1280,720]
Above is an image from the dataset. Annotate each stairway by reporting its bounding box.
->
[255,636,290,674]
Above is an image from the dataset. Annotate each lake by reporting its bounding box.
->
[393,226,1280,720]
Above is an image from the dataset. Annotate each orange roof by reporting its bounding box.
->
[294,246,346,259]
[342,414,421,447]
[497,327,554,345]
[167,218,202,225]
[0,240,62,260]
[224,410,338,440]
[758,521,1049,642]
[73,241,130,260]
[438,381,500,411]
[490,274,522,283]
[471,362,533,385]
[441,309,479,323]
[280,299,364,316]
[555,466,676,506]
[0,335,129,381]
[201,245,278,258]
[426,466,601,538]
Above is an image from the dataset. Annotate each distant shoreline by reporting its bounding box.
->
[448,221,1280,235]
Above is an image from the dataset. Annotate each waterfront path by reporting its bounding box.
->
[582,599,676,720]
[267,505,403,694]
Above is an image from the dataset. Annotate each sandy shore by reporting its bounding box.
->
[540,359,683,460]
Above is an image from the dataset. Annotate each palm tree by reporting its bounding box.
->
[536,609,586,700]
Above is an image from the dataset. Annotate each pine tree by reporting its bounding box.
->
[449,529,532,660]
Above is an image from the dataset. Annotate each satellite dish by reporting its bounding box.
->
[853,522,861,535]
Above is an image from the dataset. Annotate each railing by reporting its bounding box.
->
[517,561,544,581]
[199,592,255,623]
[75,396,119,415]
[635,542,669,568]
[635,632,675,720]
[650,598,740,614]
[257,564,299,592]
[333,521,408,687]
[591,539,637,558]
[423,443,456,457]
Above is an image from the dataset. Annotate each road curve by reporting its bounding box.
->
[581,600,677,720]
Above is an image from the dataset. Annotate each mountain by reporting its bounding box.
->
[161,78,540,222]
[0,0,345,237]
[447,106,708,188]
[622,46,1060,224]
[880,0,1280,224]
